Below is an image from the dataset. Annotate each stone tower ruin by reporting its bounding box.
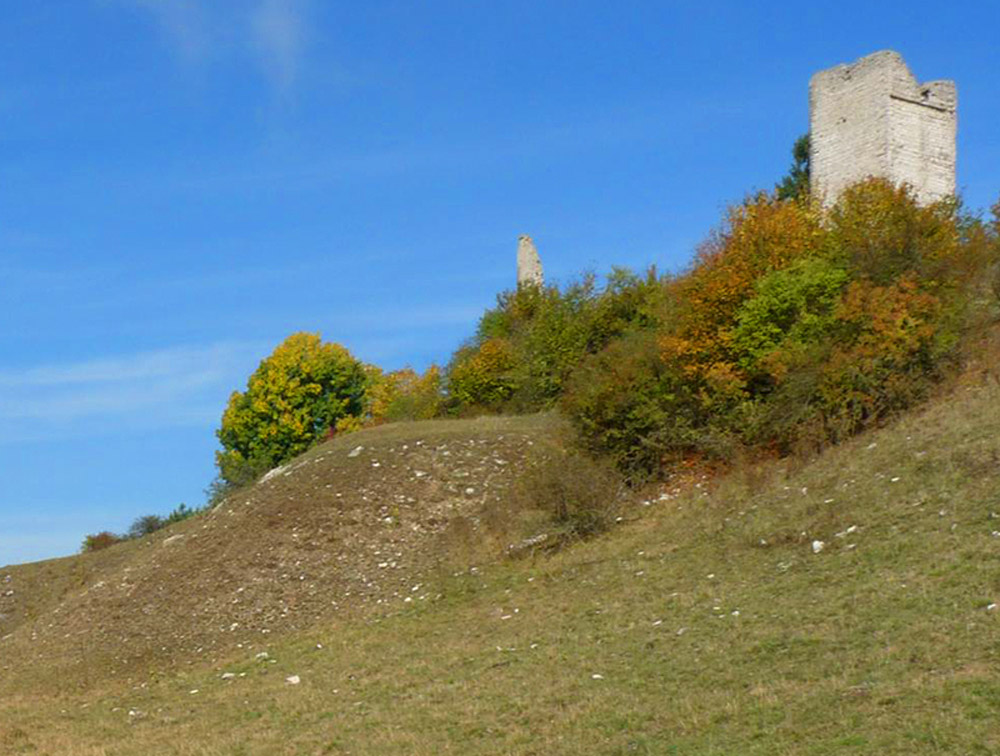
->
[517,234,544,288]
[809,50,956,207]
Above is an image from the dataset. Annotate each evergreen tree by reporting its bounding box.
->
[776,134,811,201]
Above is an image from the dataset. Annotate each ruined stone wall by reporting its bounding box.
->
[517,235,543,288]
[810,50,956,207]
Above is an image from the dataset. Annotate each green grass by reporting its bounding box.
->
[2,383,1000,754]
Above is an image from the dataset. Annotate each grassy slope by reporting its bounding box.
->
[2,383,1000,755]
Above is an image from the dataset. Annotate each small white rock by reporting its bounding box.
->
[591,673,604,680]
[347,446,364,458]
[286,675,301,685]
[812,540,825,554]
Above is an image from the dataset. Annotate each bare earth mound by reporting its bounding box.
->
[0,414,564,689]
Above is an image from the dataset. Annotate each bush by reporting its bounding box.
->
[367,365,443,423]
[446,338,518,411]
[557,179,997,470]
[124,505,201,539]
[730,255,849,379]
[128,514,164,539]
[81,503,202,553]
[562,330,701,477]
[511,449,623,543]
[216,332,369,485]
[164,503,199,526]
[446,269,664,415]
[82,532,122,553]
[827,180,962,286]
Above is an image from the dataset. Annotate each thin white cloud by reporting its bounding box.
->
[125,0,211,63]
[250,0,307,93]
[111,0,309,93]
[0,342,265,435]
[0,343,251,389]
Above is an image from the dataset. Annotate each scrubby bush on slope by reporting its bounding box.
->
[81,531,123,553]
[364,365,444,424]
[445,269,663,414]
[450,179,998,477]
[587,180,994,467]
[81,503,202,553]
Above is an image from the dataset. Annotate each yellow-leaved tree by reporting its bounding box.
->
[215,332,368,487]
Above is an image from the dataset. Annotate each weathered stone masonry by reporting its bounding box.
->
[810,50,956,207]
[517,234,544,288]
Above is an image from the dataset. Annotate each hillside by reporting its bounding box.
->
[0,414,570,692]
[2,381,999,754]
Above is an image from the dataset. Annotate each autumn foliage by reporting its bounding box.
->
[212,179,998,489]
[216,333,369,486]
[449,178,998,476]
[445,270,663,414]
[364,365,443,424]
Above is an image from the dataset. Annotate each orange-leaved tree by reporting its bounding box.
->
[659,193,825,397]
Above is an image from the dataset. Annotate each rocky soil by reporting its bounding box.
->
[0,415,564,688]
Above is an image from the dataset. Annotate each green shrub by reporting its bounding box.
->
[511,449,623,543]
[561,330,701,478]
[446,338,518,411]
[730,255,849,378]
[447,270,665,416]
[164,503,199,526]
[83,503,203,554]
[127,515,164,539]
[216,332,368,484]
[827,180,961,286]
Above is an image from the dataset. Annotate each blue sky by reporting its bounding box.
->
[2,0,998,566]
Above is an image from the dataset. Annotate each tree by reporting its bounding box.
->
[776,134,811,201]
[215,332,368,485]
[128,514,164,538]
